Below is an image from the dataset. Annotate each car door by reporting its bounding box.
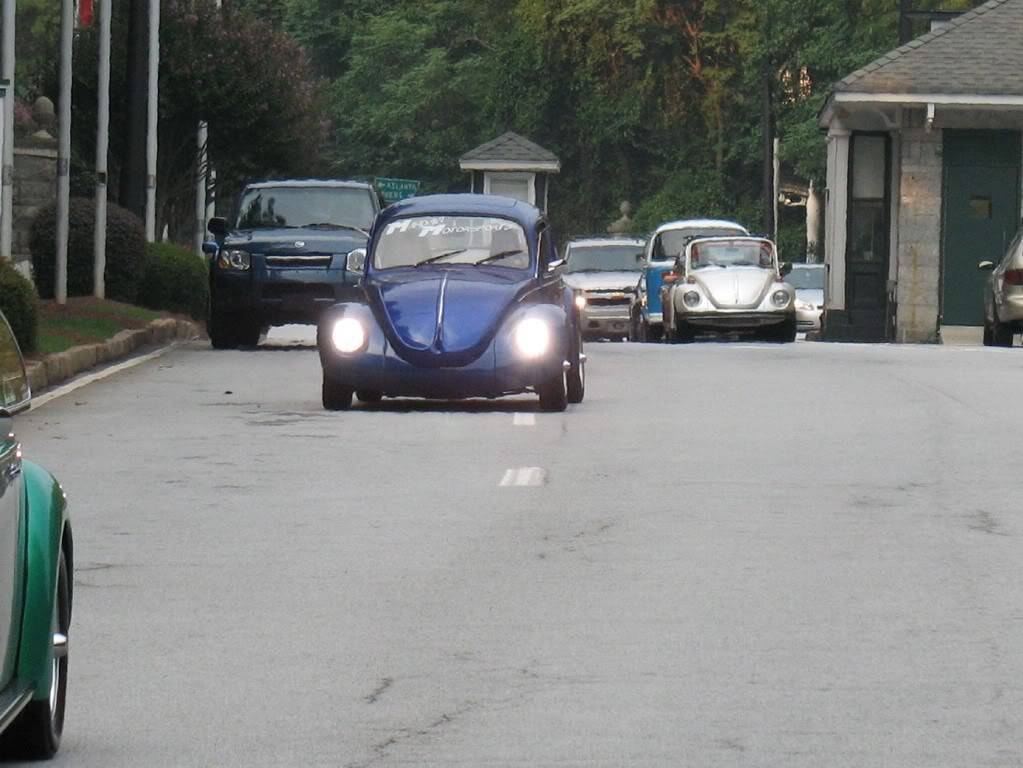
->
[0,315,30,689]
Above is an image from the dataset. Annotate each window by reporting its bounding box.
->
[0,315,29,412]
[484,173,535,205]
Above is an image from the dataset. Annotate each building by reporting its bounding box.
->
[459,132,560,213]
[819,0,1023,342]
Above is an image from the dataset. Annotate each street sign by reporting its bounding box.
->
[375,177,421,204]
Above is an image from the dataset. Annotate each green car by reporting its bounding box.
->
[0,310,72,759]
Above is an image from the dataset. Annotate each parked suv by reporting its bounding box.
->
[205,180,380,348]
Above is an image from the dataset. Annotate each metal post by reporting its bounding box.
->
[1,0,15,262]
[55,0,74,303]
[773,137,781,246]
[93,0,111,297]
[194,120,207,257]
[144,0,159,242]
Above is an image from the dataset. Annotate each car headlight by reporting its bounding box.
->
[331,317,366,354]
[515,317,551,359]
[771,290,791,308]
[682,290,701,308]
[218,249,251,271]
[574,294,587,310]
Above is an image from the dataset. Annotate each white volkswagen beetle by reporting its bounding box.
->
[662,236,796,343]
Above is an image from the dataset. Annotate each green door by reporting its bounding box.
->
[942,130,1021,326]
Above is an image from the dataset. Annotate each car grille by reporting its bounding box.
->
[262,283,335,300]
[586,292,632,306]
[266,254,334,268]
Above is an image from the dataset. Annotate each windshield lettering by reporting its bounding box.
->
[375,216,530,270]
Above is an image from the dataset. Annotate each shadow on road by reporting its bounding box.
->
[356,397,542,414]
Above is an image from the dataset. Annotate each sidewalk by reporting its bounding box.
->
[940,325,984,346]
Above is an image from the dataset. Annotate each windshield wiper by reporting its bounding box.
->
[475,249,525,265]
[303,223,370,236]
[415,249,468,267]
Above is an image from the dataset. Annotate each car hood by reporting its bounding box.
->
[224,227,367,256]
[366,268,532,367]
[563,271,642,292]
[795,288,824,306]
[691,266,775,309]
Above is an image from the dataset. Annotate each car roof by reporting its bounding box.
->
[688,235,775,248]
[653,219,748,236]
[376,194,543,230]
[567,237,646,248]
[245,179,375,190]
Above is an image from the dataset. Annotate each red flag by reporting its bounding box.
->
[79,0,95,27]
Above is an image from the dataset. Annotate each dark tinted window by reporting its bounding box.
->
[236,186,376,231]
[652,227,747,260]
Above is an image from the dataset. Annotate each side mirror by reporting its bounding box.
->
[346,248,367,274]
[780,262,793,277]
[978,260,995,271]
[547,258,566,274]
[201,241,219,257]
[207,216,228,238]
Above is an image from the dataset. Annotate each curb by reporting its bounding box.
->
[25,317,202,393]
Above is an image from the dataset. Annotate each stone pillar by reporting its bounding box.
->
[806,180,822,263]
[895,120,943,343]
[12,145,58,279]
[823,126,850,312]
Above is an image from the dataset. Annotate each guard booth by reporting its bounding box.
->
[460,132,560,213]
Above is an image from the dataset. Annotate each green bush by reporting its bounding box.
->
[29,197,146,303]
[0,261,38,354]
[137,241,209,320]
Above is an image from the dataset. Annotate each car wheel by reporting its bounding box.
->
[538,370,568,412]
[629,312,646,343]
[776,318,798,343]
[356,390,383,403]
[2,549,70,760]
[322,372,354,411]
[235,319,262,348]
[208,308,239,349]
[567,334,585,405]
[673,320,695,344]
[992,318,1013,347]
[646,323,662,344]
[983,321,995,346]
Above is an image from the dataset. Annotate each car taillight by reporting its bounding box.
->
[1004,269,1023,286]
[662,272,678,284]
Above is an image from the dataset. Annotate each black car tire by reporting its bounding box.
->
[991,318,1013,347]
[672,320,696,344]
[322,372,354,411]
[208,308,240,349]
[566,332,585,405]
[2,549,70,760]
[983,321,994,346]
[538,371,568,412]
[235,319,262,348]
[356,390,383,403]
[629,311,646,343]
[644,321,662,344]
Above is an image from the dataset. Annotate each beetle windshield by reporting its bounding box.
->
[236,186,376,231]
[375,216,531,270]
[566,245,645,273]
[652,228,746,260]
[690,241,775,270]
[785,265,825,289]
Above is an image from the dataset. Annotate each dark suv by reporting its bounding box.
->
[206,179,380,348]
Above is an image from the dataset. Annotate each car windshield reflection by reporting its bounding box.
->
[566,246,644,273]
[691,241,774,270]
[236,186,377,231]
[374,216,531,270]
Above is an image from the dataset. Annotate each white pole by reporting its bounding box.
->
[144,0,159,242]
[55,0,74,304]
[194,120,207,257]
[1,0,15,262]
[772,137,781,247]
[93,0,111,297]
[206,167,216,222]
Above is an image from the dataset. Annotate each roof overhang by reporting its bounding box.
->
[821,91,1023,127]
[459,160,561,173]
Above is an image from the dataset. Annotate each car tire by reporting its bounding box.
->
[235,319,262,348]
[673,320,695,344]
[991,318,1013,347]
[776,318,798,343]
[208,308,239,349]
[567,332,585,405]
[983,321,995,346]
[322,372,354,411]
[645,323,662,344]
[2,549,70,760]
[356,390,383,403]
[629,312,646,343]
[538,371,568,412]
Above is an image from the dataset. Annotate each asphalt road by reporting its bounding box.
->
[11,331,1023,767]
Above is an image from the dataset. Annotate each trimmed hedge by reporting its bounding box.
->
[137,241,209,320]
[0,261,38,354]
[29,197,146,303]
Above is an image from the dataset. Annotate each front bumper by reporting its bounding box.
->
[581,303,631,336]
[995,288,1023,325]
[212,265,356,323]
[796,306,823,332]
[683,310,793,329]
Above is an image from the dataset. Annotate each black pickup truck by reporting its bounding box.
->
[205,179,380,348]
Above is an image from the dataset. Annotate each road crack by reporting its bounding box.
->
[364,677,394,704]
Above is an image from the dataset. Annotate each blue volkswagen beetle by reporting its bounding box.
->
[316,195,585,411]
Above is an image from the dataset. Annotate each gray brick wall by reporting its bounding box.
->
[895,125,943,343]
[12,146,57,275]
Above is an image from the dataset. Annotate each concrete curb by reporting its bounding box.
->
[25,317,201,393]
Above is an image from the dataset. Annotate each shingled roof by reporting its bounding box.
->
[460,132,561,172]
[835,0,1023,96]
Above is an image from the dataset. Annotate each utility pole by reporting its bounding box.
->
[94,0,111,297]
[144,0,159,242]
[55,0,74,304]
[761,71,775,238]
[1,0,15,263]
[194,121,207,257]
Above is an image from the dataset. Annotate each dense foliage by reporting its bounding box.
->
[29,198,147,303]
[0,261,39,354]
[137,242,209,320]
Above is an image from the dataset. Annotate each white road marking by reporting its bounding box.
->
[499,467,546,487]
[32,344,179,410]
[513,413,536,426]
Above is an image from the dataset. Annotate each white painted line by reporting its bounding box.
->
[32,343,179,410]
[499,467,546,487]
[513,413,536,427]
